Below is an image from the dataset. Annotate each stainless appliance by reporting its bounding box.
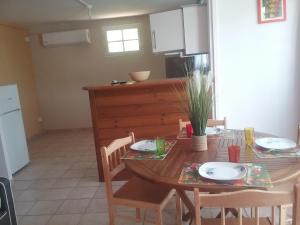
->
[165,53,210,78]
[0,177,17,225]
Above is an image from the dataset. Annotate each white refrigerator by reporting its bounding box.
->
[0,84,29,179]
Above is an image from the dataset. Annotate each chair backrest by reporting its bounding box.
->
[297,124,300,146]
[208,117,227,129]
[272,170,300,190]
[100,132,135,200]
[179,119,190,132]
[178,117,227,132]
[194,185,300,225]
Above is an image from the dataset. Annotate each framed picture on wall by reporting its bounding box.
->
[258,0,287,24]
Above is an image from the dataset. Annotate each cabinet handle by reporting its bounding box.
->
[152,31,157,49]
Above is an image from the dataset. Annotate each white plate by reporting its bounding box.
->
[198,162,247,181]
[130,140,156,152]
[205,127,223,136]
[255,138,296,151]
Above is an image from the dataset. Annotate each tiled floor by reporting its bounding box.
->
[12,129,182,225]
[12,129,292,225]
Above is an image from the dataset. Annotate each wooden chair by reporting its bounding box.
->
[100,132,181,225]
[193,185,300,225]
[208,117,227,129]
[270,170,300,225]
[178,117,227,132]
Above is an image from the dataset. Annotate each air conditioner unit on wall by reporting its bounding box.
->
[42,29,91,47]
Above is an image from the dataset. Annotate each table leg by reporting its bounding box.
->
[176,189,194,222]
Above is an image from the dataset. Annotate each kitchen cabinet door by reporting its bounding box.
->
[183,5,209,55]
[149,9,184,53]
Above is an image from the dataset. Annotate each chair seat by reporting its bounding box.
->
[113,176,174,205]
[201,217,271,225]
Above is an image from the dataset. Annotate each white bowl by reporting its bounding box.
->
[129,71,151,82]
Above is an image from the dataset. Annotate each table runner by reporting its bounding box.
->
[178,162,272,188]
[121,140,177,160]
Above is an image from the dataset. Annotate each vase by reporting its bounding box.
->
[192,135,208,151]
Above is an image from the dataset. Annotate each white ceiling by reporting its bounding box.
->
[0,0,196,27]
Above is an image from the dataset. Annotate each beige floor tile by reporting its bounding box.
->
[84,168,98,177]
[64,213,145,225]
[90,162,98,169]
[71,162,92,169]
[12,180,33,190]
[16,189,43,202]
[56,199,91,214]
[17,215,23,223]
[67,187,97,199]
[86,198,107,213]
[78,213,109,225]
[28,201,63,215]
[12,130,186,225]
[112,181,127,186]
[15,202,35,215]
[39,188,72,200]
[80,155,96,162]
[47,214,82,225]
[63,169,87,178]
[29,179,57,189]
[14,170,44,180]
[77,177,101,187]
[12,190,25,201]
[93,187,106,199]
[19,215,51,225]
[53,178,80,188]
[40,169,67,179]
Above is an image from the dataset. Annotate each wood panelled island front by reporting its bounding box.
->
[83,79,188,181]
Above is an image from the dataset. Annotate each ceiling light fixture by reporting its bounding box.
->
[76,0,93,19]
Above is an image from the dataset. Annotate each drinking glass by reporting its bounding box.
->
[228,145,240,163]
[244,127,254,146]
[156,137,165,156]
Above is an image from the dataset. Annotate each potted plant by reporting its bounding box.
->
[176,67,213,151]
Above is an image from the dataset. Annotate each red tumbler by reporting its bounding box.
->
[228,145,241,163]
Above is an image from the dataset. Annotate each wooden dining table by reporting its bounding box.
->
[124,130,300,221]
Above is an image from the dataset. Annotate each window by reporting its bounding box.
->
[106,27,140,53]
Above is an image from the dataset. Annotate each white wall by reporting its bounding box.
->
[212,0,300,140]
[29,16,166,130]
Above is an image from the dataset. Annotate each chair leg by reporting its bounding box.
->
[156,209,163,225]
[136,208,142,222]
[176,194,183,225]
[251,207,256,218]
[280,205,287,225]
[108,204,115,225]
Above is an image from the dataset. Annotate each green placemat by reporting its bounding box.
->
[178,162,272,188]
[121,140,177,160]
[252,146,300,158]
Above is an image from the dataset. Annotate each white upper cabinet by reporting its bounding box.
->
[149,5,209,55]
[183,5,209,55]
[149,9,185,53]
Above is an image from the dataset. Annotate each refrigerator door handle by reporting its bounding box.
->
[0,109,20,117]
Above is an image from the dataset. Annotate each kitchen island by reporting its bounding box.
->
[83,79,188,181]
